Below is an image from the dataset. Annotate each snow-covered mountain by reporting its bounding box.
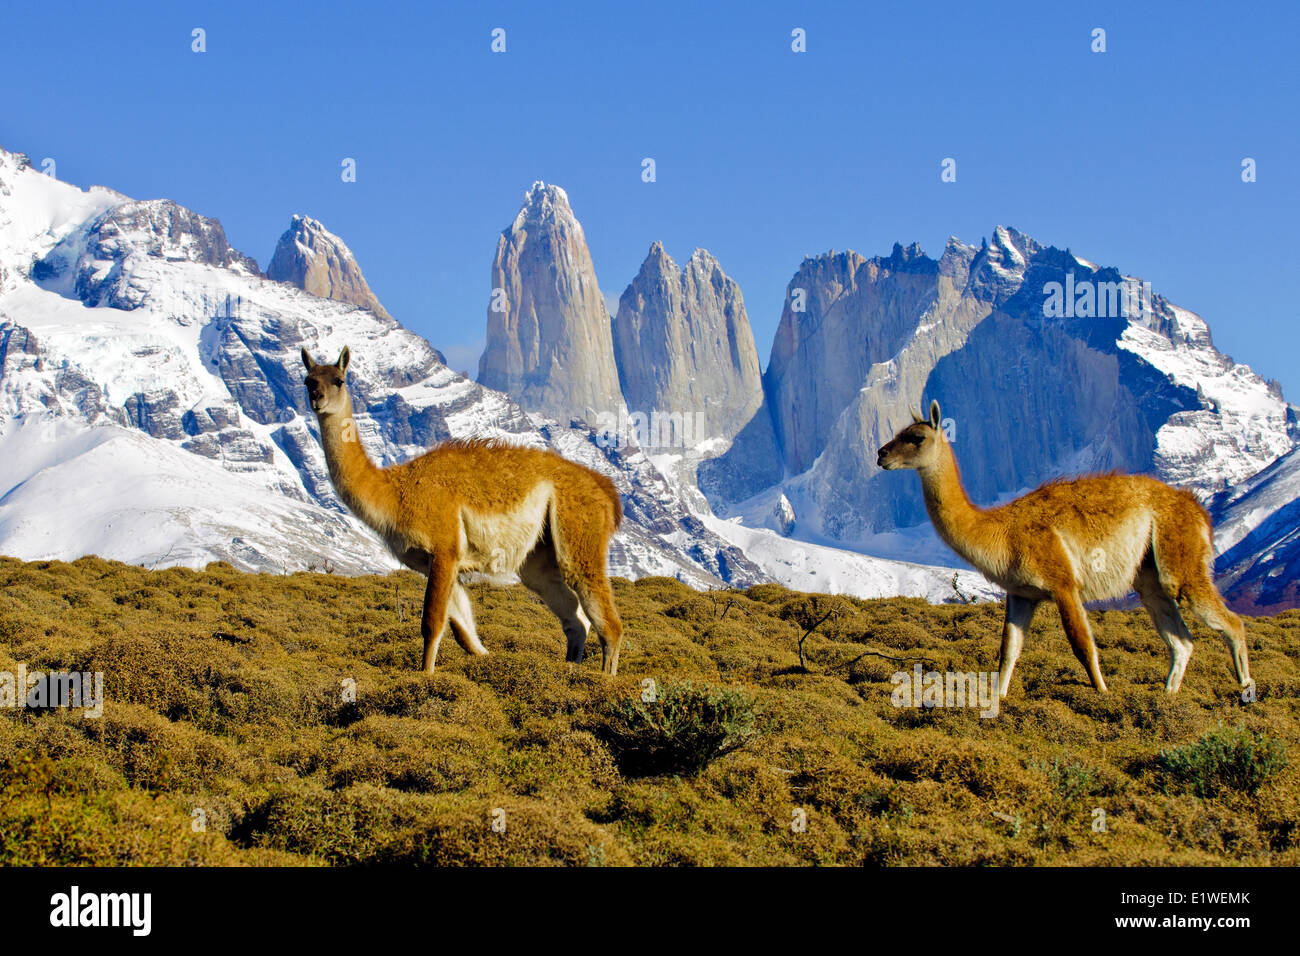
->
[0,149,748,585]
[0,146,990,601]
[695,229,1298,605]
[4,146,1290,608]
[479,196,1295,609]
[1212,443,1300,613]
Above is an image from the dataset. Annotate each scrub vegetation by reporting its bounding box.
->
[1,556,1295,866]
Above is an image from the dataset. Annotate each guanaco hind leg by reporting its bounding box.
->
[1134,566,1193,693]
[1152,509,1251,691]
[574,576,623,675]
[520,542,591,664]
[552,500,624,675]
[1184,577,1252,690]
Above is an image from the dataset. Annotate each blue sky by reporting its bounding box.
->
[3,0,1298,394]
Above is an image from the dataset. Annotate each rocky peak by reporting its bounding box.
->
[512,181,578,232]
[612,243,764,451]
[267,215,392,322]
[884,241,934,272]
[477,182,623,424]
[964,225,1040,305]
[88,200,260,274]
[765,244,943,474]
[991,224,1037,262]
[31,199,261,310]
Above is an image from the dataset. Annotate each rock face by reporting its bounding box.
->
[612,243,764,451]
[766,242,941,476]
[478,182,622,425]
[1212,440,1300,613]
[267,215,392,321]
[706,226,1295,579]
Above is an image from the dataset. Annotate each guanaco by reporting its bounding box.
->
[302,346,625,674]
[877,400,1251,697]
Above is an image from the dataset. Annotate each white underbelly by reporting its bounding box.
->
[1057,516,1151,601]
[458,482,552,574]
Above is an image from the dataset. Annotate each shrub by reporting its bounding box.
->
[3,556,1299,866]
[777,595,853,669]
[744,582,791,605]
[595,681,759,777]
[1034,755,1102,802]
[239,782,420,864]
[663,596,715,624]
[1157,724,1288,797]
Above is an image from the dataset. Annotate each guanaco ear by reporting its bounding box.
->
[929,400,941,430]
[337,346,351,375]
[911,408,924,424]
[300,347,314,371]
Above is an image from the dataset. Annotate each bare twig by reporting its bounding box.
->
[148,546,176,572]
[831,648,938,671]
[797,609,840,669]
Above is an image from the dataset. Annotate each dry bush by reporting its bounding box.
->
[0,554,1297,866]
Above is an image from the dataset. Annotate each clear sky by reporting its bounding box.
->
[3,0,1298,394]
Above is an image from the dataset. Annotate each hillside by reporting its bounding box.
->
[1,557,1296,866]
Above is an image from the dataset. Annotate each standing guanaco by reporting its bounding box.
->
[878,400,1251,697]
[303,346,625,674]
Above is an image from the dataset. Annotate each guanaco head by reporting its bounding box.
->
[301,345,351,417]
[877,399,945,471]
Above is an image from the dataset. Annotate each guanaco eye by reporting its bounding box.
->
[904,434,925,446]
[332,378,344,387]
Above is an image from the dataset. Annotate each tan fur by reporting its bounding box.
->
[878,399,1251,697]
[303,346,624,674]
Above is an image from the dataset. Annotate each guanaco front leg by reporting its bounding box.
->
[1053,588,1108,692]
[447,582,489,657]
[421,553,456,673]
[997,594,1040,698]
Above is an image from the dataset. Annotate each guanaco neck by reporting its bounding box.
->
[314,391,398,532]
[917,439,1010,577]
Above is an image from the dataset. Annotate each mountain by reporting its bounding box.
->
[765,242,944,477]
[0,146,995,601]
[703,227,1296,581]
[477,182,623,425]
[5,143,1288,608]
[469,188,1295,609]
[1212,443,1300,613]
[0,148,735,584]
[611,243,764,451]
[267,215,393,322]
